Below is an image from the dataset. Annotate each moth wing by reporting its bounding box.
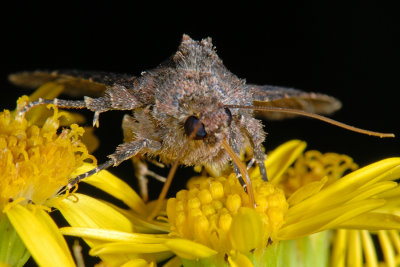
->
[249,84,342,120]
[9,70,137,97]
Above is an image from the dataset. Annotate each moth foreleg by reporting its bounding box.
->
[229,132,247,192]
[108,139,162,167]
[19,84,142,127]
[254,147,268,181]
[85,84,142,127]
[241,117,268,181]
[67,138,161,189]
[18,98,87,117]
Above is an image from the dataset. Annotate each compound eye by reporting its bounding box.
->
[224,107,232,126]
[184,116,207,140]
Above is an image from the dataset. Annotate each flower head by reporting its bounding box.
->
[278,150,358,196]
[0,92,95,267]
[59,140,400,266]
[1,97,94,212]
[167,173,288,253]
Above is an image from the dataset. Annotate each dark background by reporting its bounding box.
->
[1,1,399,266]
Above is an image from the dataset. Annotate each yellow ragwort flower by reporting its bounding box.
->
[0,92,95,267]
[59,140,400,267]
[276,146,400,267]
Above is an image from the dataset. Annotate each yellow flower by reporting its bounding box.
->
[60,140,400,266]
[0,87,95,267]
[270,144,400,267]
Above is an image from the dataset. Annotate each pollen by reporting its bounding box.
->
[167,174,289,253]
[280,150,358,196]
[0,97,94,213]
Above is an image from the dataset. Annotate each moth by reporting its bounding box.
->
[9,34,392,205]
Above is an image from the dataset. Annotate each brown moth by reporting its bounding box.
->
[10,34,386,203]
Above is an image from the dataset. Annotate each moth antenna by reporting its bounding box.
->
[225,105,395,138]
[221,139,256,208]
[148,122,202,220]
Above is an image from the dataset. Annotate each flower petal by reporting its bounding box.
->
[229,207,263,253]
[28,82,64,101]
[265,140,306,184]
[90,242,170,255]
[360,230,378,267]
[164,239,217,260]
[227,252,254,267]
[121,258,156,267]
[279,199,385,239]
[60,227,170,243]
[331,229,347,267]
[72,163,147,214]
[54,193,133,232]
[378,230,396,267]
[286,158,400,222]
[287,177,328,206]
[338,212,400,230]
[6,205,75,267]
[347,230,362,267]
[100,201,169,233]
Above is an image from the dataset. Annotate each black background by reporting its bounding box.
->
[1,1,399,266]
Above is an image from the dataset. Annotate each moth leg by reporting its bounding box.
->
[19,98,87,116]
[229,132,247,192]
[254,147,268,181]
[247,158,256,170]
[19,84,142,127]
[239,116,268,181]
[67,138,161,188]
[132,158,166,202]
[67,159,114,189]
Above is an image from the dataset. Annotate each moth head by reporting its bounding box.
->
[183,107,232,142]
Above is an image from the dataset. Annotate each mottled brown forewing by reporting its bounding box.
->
[9,70,136,97]
[248,84,342,120]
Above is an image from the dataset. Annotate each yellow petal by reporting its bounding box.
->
[350,181,397,202]
[265,140,306,184]
[229,207,263,253]
[121,259,156,267]
[279,199,385,239]
[388,230,400,253]
[90,242,169,255]
[227,252,254,267]
[338,212,400,230]
[54,193,133,232]
[28,82,65,101]
[287,158,400,220]
[60,227,169,243]
[331,229,347,267]
[95,200,169,233]
[287,177,328,205]
[347,230,362,267]
[378,230,396,267]
[377,185,400,198]
[164,239,217,260]
[72,163,147,214]
[6,205,75,267]
[360,230,378,267]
